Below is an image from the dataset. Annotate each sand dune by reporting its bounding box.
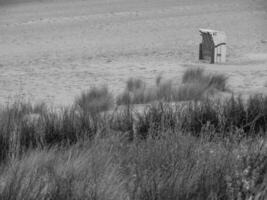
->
[0,0,266,106]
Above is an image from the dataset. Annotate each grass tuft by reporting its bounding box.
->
[182,67,228,91]
[117,68,228,105]
[182,67,205,83]
[75,86,114,114]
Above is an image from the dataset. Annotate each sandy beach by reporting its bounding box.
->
[0,0,266,106]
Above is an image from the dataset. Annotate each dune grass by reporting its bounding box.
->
[0,69,266,199]
[0,90,266,164]
[0,87,114,163]
[134,95,267,139]
[0,133,266,200]
[75,86,114,114]
[182,67,206,83]
[182,67,228,91]
[117,68,228,105]
[116,78,157,105]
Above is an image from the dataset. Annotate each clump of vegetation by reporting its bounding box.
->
[0,138,125,200]
[109,105,135,140]
[155,79,174,101]
[0,85,265,165]
[0,101,47,161]
[0,133,266,200]
[182,67,206,83]
[134,102,179,139]
[126,78,146,92]
[0,87,113,163]
[174,83,207,101]
[177,68,227,101]
[131,94,267,139]
[117,68,228,105]
[117,78,156,105]
[182,67,228,91]
[208,73,228,91]
[116,91,132,105]
[75,86,114,114]
[0,69,266,200]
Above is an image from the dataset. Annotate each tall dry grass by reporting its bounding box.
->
[0,133,266,200]
[134,95,267,139]
[0,69,266,199]
[0,92,266,164]
[0,87,114,163]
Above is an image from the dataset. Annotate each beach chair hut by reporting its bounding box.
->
[199,29,226,64]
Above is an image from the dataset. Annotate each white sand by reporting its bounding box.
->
[0,0,266,106]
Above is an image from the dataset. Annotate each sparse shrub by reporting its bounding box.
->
[174,83,208,101]
[155,74,163,86]
[182,67,228,92]
[209,73,228,91]
[117,69,227,105]
[75,86,114,114]
[156,80,173,101]
[117,78,156,105]
[116,91,132,105]
[117,78,147,105]
[126,78,145,92]
[182,67,206,84]
[131,87,147,104]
